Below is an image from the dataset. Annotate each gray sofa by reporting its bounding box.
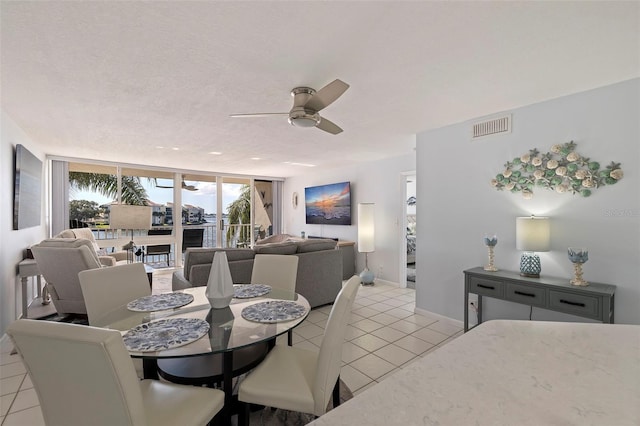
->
[172,238,343,308]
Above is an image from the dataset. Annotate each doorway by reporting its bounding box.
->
[405,174,417,289]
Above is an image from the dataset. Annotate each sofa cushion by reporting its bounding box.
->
[295,239,337,253]
[254,241,298,255]
[187,248,255,263]
[255,234,292,245]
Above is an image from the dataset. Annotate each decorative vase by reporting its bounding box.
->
[568,247,589,286]
[483,235,498,272]
[206,251,235,308]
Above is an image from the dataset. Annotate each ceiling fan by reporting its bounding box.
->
[230,79,349,135]
[156,176,198,191]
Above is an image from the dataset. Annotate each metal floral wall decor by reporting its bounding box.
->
[491,141,623,199]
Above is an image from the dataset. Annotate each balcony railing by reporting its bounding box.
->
[88,222,254,266]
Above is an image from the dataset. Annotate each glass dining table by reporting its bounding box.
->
[93,285,311,424]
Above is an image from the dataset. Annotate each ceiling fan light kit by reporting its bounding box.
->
[288,108,320,128]
[231,79,349,135]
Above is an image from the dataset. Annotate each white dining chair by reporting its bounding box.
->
[79,262,151,325]
[7,319,225,426]
[251,254,299,291]
[79,262,152,378]
[252,254,299,345]
[237,275,361,424]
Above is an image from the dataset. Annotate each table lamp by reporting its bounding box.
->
[516,216,550,278]
[109,204,153,261]
[358,203,375,285]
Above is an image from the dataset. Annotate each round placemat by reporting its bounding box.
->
[234,284,272,299]
[127,293,194,312]
[241,300,307,323]
[123,318,209,352]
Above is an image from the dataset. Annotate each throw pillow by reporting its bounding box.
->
[254,241,298,255]
[295,239,337,253]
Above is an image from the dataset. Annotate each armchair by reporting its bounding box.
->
[55,228,127,266]
[30,238,103,315]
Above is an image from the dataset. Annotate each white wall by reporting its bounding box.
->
[416,79,640,325]
[1,111,48,335]
[284,153,415,285]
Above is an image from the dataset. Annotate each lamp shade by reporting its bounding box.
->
[357,203,375,253]
[516,216,550,252]
[109,204,152,230]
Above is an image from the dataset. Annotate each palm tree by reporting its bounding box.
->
[226,185,251,246]
[69,172,149,205]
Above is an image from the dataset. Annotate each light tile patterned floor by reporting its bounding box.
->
[0,269,463,425]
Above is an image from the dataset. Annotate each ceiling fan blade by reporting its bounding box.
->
[316,117,343,135]
[230,113,288,118]
[181,181,198,191]
[156,185,174,189]
[304,79,349,112]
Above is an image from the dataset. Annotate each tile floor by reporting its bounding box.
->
[0,269,463,425]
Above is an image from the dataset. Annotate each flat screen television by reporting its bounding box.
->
[305,181,351,225]
[13,144,42,230]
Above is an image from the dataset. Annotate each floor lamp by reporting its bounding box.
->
[358,203,375,285]
[109,204,153,262]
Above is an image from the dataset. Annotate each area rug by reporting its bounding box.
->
[231,379,353,426]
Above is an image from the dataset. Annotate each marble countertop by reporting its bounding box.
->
[310,320,640,426]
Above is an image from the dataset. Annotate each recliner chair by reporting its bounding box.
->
[55,227,128,266]
[31,238,103,316]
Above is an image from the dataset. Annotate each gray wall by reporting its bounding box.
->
[416,79,639,325]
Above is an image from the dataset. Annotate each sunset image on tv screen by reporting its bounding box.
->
[304,182,351,225]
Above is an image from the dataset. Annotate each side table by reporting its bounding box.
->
[18,259,50,319]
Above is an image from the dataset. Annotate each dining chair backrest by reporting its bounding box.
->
[312,275,360,414]
[79,263,151,325]
[251,254,299,292]
[7,319,147,426]
[146,228,172,265]
[182,228,204,252]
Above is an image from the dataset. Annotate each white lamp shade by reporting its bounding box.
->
[358,203,375,253]
[516,216,550,252]
[109,204,153,230]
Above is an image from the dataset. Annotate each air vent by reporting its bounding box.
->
[472,115,511,138]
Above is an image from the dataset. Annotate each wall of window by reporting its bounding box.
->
[51,158,282,268]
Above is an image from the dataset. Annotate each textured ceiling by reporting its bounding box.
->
[1,1,638,178]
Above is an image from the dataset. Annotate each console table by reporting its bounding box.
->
[463,267,616,332]
[18,258,49,319]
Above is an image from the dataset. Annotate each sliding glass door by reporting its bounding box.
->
[55,159,281,267]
